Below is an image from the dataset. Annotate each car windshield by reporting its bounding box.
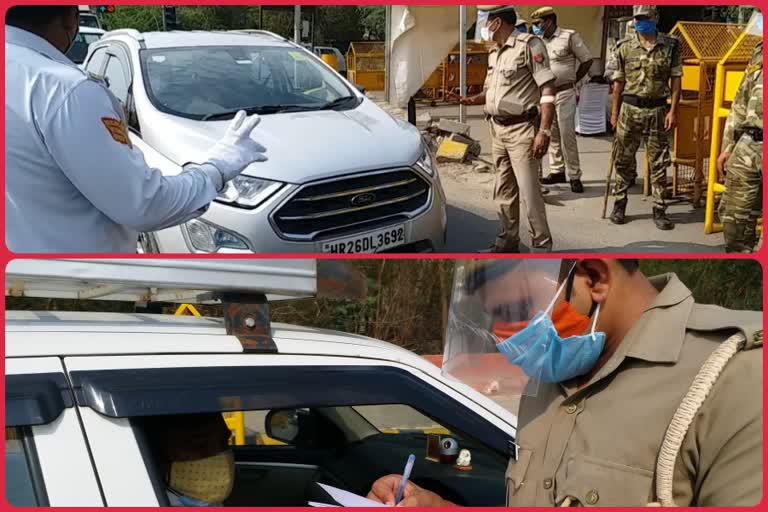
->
[79,15,100,28]
[66,33,102,64]
[141,45,356,120]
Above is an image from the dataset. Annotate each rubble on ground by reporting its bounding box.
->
[370,95,488,170]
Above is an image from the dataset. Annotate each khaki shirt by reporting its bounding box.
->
[484,33,556,117]
[612,32,683,99]
[541,27,592,86]
[506,273,762,506]
[722,42,763,153]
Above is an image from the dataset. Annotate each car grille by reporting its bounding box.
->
[272,169,431,241]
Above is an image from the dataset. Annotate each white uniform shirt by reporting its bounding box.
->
[5,26,224,253]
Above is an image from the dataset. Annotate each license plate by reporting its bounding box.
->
[322,225,406,254]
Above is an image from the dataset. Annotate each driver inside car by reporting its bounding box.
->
[141,413,235,507]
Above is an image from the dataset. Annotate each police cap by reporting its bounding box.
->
[633,5,658,18]
[531,7,556,20]
[477,5,518,16]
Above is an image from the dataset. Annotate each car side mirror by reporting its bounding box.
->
[265,408,309,444]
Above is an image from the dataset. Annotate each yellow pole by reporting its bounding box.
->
[706,60,728,234]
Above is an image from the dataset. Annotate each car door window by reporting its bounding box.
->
[5,428,41,506]
[68,362,513,507]
[104,54,130,105]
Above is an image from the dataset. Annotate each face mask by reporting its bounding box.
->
[493,300,591,341]
[169,450,235,505]
[634,19,657,35]
[495,266,605,383]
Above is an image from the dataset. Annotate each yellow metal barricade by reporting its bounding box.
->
[704,29,762,234]
[668,22,746,204]
[347,42,385,91]
[174,303,246,446]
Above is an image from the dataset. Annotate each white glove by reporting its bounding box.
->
[204,110,267,185]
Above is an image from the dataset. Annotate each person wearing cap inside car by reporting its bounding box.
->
[449,5,557,253]
[716,12,763,253]
[608,5,681,231]
[368,259,761,506]
[530,7,593,194]
[141,413,235,506]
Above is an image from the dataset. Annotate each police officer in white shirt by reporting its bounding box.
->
[6,6,267,253]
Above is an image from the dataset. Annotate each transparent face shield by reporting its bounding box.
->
[745,10,763,38]
[442,260,574,411]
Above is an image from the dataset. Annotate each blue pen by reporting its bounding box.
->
[394,454,416,505]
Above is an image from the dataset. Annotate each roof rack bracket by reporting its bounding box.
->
[218,293,278,354]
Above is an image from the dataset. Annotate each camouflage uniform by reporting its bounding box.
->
[718,42,763,253]
[611,12,682,228]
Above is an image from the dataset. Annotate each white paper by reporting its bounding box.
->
[310,483,387,507]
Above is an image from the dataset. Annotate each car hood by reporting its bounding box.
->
[142,99,424,184]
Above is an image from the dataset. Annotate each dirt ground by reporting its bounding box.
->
[428,104,729,253]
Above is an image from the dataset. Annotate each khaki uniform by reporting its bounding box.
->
[612,33,682,210]
[485,32,556,251]
[541,28,592,180]
[505,274,763,506]
[718,42,763,253]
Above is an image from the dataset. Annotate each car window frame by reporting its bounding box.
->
[6,426,49,506]
[101,42,141,134]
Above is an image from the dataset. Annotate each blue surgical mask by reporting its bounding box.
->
[517,25,528,33]
[495,268,606,383]
[634,19,657,35]
[532,25,545,37]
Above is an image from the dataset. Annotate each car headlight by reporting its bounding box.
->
[414,142,437,177]
[215,175,283,209]
[183,218,250,253]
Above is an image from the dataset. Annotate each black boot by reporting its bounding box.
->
[610,198,627,225]
[653,207,674,230]
[541,172,567,185]
[570,179,584,193]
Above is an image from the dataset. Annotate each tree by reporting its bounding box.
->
[359,6,386,41]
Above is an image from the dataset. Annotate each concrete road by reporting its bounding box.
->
[424,103,727,254]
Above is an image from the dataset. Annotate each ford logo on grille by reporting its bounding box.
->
[350,192,376,207]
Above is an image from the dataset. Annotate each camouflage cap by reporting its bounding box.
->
[477,5,518,16]
[531,7,556,20]
[633,5,658,18]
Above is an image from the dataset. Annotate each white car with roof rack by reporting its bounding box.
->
[82,28,447,254]
[6,259,516,507]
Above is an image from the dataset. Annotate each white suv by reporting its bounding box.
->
[6,259,516,507]
[82,29,447,254]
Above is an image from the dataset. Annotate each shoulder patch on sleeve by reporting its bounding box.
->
[101,117,133,148]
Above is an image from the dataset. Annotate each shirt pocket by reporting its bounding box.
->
[558,454,654,506]
[505,446,534,500]
[651,49,672,82]
[552,47,570,61]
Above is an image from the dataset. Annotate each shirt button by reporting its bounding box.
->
[586,490,600,505]
[543,478,553,490]
[565,404,578,414]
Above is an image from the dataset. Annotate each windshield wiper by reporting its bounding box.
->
[201,104,325,121]
[201,106,265,121]
[318,95,358,111]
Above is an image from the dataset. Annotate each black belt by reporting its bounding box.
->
[622,95,667,108]
[490,108,538,126]
[735,127,763,143]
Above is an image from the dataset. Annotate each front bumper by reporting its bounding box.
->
[151,173,447,254]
